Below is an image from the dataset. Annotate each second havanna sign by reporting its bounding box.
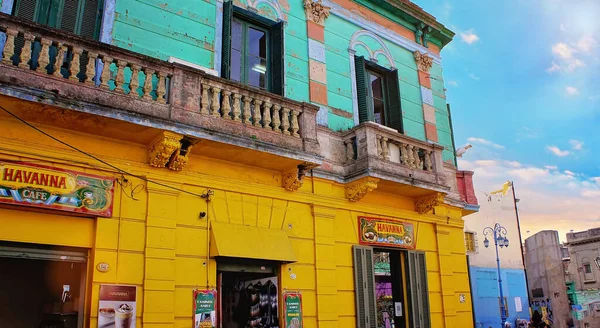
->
[358,217,416,249]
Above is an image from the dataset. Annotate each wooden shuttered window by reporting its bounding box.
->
[407,251,431,328]
[353,245,377,328]
[220,1,285,96]
[354,56,403,132]
[12,0,104,39]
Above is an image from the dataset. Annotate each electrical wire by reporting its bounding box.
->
[0,104,204,198]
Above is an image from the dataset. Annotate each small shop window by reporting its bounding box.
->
[355,56,403,133]
[221,1,285,96]
[11,0,104,39]
[465,232,475,253]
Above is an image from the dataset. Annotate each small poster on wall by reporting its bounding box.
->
[283,292,303,328]
[98,285,136,328]
[193,290,217,328]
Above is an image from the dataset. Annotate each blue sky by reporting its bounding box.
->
[416,0,600,240]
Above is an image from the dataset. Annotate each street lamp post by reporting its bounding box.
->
[483,223,510,326]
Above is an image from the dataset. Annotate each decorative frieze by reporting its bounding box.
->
[413,51,433,73]
[346,177,379,202]
[415,193,445,214]
[304,0,331,25]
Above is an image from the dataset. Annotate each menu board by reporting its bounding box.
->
[98,285,136,328]
[283,292,303,328]
[193,290,216,328]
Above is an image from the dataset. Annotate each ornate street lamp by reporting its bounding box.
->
[483,223,509,326]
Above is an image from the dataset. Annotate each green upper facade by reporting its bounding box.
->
[1,0,457,163]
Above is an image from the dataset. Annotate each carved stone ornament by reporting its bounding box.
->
[346,177,379,202]
[415,193,445,214]
[282,165,308,191]
[304,0,331,25]
[148,131,183,168]
[413,51,433,73]
[167,145,193,171]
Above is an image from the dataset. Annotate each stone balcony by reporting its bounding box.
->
[0,14,321,174]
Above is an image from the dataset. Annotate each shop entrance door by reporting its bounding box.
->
[0,241,88,328]
[374,249,408,328]
[217,259,280,328]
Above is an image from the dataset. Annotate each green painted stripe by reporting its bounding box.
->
[285,55,309,83]
[328,113,354,132]
[285,75,309,102]
[399,81,422,105]
[435,112,451,134]
[401,99,424,124]
[285,13,308,41]
[327,89,354,112]
[403,118,426,141]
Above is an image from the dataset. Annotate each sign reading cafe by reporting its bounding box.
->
[358,217,416,249]
[0,161,115,217]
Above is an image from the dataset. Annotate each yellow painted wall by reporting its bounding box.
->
[0,115,473,328]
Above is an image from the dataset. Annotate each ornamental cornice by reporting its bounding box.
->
[346,177,379,202]
[304,0,331,25]
[415,192,445,214]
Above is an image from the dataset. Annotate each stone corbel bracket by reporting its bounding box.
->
[304,0,331,25]
[346,177,379,202]
[282,163,317,191]
[415,192,445,214]
[148,131,194,171]
[413,50,433,73]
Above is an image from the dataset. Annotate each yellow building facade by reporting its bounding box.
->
[0,1,478,327]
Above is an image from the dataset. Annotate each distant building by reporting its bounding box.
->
[524,231,572,328]
[565,228,600,327]
[464,186,530,327]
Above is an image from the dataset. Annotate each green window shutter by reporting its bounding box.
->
[354,56,369,124]
[221,0,233,79]
[60,0,79,34]
[353,245,377,328]
[79,0,103,39]
[408,251,431,328]
[269,21,285,96]
[13,0,37,21]
[385,68,403,133]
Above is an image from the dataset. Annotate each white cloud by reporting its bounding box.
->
[564,170,576,176]
[461,29,480,44]
[560,23,567,32]
[565,59,585,71]
[592,177,600,184]
[462,156,600,241]
[546,61,561,73]
[565,86,580,96]
[589,95,600,102]
[552,42,576,59]
[569,139,583,150]
[474,160,498,167]
[546,146,570,157]
[575,36,598,53]
[467,137,505,149]
[504,161,522,168]
[545,165,558,170]
[447,80,459,87]
[469,74,480,80]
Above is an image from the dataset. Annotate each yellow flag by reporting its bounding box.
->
[490,181,513,196]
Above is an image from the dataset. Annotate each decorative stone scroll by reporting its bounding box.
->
[413,51,433,73]
[346,177,379,202]
[304,0,331,25]
[148,131,184,169]
[282,165,309,191]
[415,193,445,214]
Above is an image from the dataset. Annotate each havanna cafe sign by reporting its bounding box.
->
[0,161,115,217]
[359,217,416,249]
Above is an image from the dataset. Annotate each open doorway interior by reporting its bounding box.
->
[0,241,87,328]
[374,249,407,328]
[219,260,280,328]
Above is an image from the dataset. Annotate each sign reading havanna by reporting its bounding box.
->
[358,217,416,249]
[0,161,115,217]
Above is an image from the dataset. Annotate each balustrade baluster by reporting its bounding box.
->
[1,28,18,65]
[53,44,67,77]
[156,72,167,104]
[129,65,140,96]
[18,33,34,69]
[345,139,354,163]
[414,148,422,169]
[100,56,113,89]
[252,99,262,127]
[36,39,52,73]
[290,109,300,137]
[222,90,232,118]
[210,86,221,117]
[407,145,416,168]
[424,150,433,171]
[376,136,383,158]
[69,47,82,81]
[381,137,389,160]
[142,69,154,100]
[85,52,97,85]
[262,101,272,129]
[272,105,281,132]
[200,83,210,114]
[281,108,290,135]
[242,96,252,124]
[114,60,126,91]
[232,94,242,121]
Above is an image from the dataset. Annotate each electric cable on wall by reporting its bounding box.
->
[0,104,204,198]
